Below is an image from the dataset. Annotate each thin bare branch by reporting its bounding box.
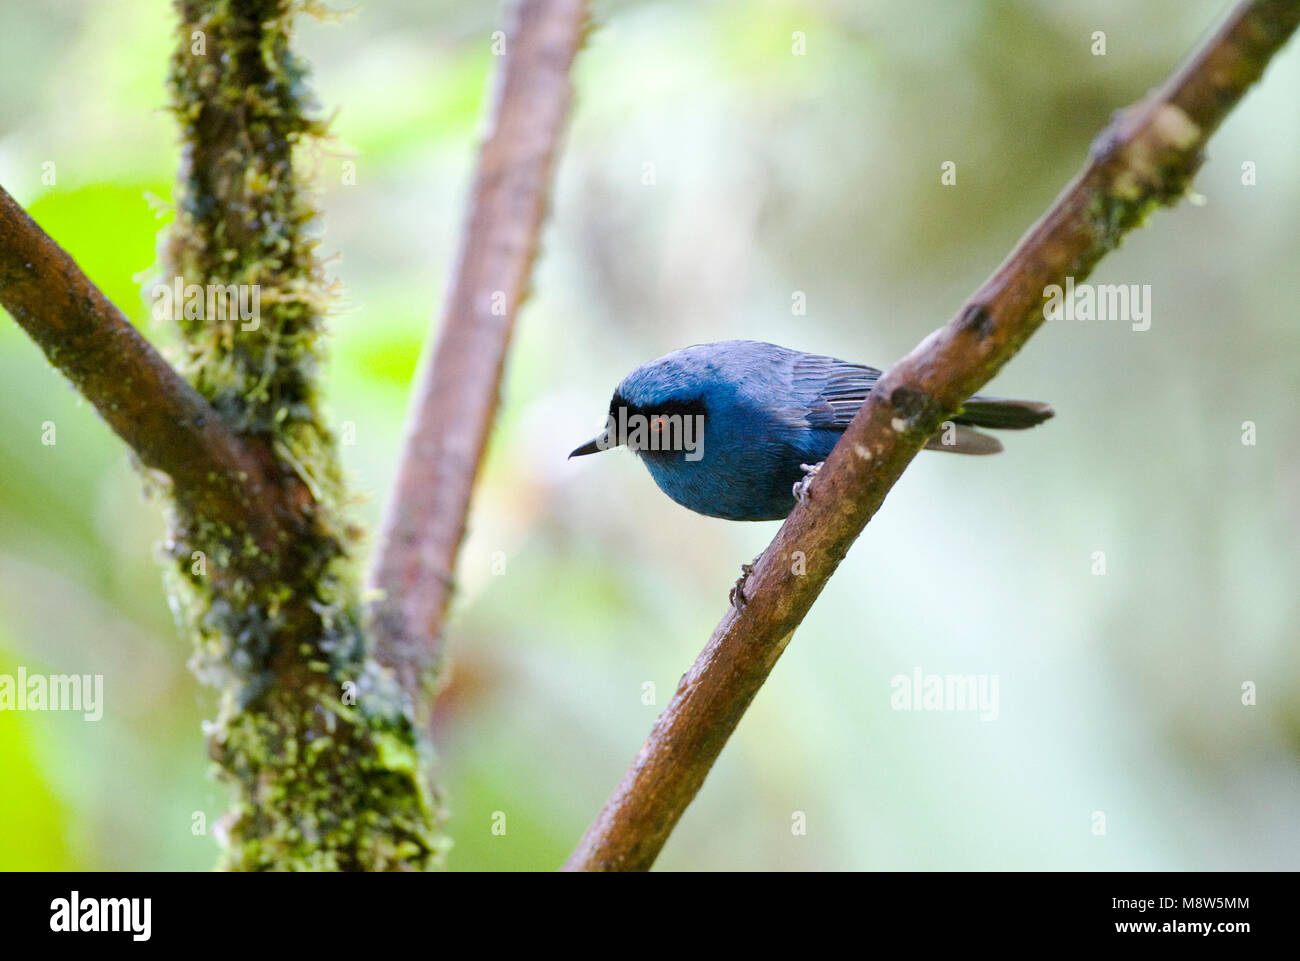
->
[0,185,285,551]
[564,0,1300,871]
[369,0,588,706]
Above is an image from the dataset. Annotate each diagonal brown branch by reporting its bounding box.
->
[369,0,588,708]
[564,0,1300,871]
[0,185,286,551]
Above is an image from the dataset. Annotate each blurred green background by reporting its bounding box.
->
[2,0,1298,871]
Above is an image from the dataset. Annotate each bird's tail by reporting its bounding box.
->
[954,396,1055,430]
[922,395,1054,455]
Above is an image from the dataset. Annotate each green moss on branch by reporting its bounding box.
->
[161,0,445,871]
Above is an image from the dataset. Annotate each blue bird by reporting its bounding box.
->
[569,340,1053,522]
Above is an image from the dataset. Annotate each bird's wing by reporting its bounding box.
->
[791,353,882,431]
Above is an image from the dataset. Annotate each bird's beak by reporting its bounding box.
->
[569,431,612,458]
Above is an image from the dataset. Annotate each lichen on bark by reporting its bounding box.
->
[158,0,445,870]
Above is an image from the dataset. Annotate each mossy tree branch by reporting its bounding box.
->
[368,0,589,713]
[158,0,444,870]
[564,0,1300,872]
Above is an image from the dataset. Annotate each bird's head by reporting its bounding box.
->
[569,361,710,462]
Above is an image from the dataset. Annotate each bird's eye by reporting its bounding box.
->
[650,415,666,433]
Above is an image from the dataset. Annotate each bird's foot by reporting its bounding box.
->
[729,555,761,611]
[793,461,824,504]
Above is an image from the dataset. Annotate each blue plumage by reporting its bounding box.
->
[570,340,1053,521]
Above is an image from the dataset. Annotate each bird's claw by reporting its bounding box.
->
[729,561,756,610]
[793,461,824,504]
